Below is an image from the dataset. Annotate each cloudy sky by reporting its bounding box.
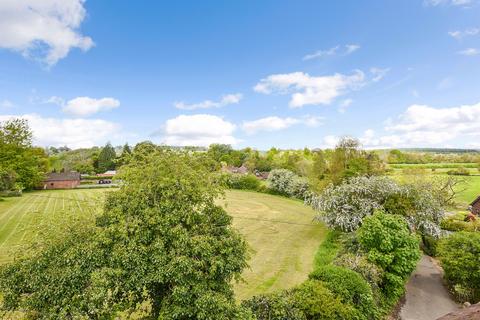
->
[0,0,480,149]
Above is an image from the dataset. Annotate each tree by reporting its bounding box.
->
[0,119,47,190]
[97,142,116,173]
[357,212,420,300]
[0,150,248,318]
[207,144,233,162]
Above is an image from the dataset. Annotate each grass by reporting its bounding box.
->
[0,188,327,301]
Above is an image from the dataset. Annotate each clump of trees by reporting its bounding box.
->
[0,150,249,318]
[0,119,48,192]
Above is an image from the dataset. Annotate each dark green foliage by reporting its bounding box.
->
[309,265,377,319]
[241,292,306,320]
[97,142,116,173]
[421,235,439,256]
[438,232,480,303]
[357,212,420,300]
[441,213,480,232]
[0,150,248,318]
[225,174,261,191]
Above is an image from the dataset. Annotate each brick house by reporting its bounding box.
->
[43,172,81,190]
[469,195,480,216]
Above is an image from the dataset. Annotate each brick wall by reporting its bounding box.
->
[44,180,80,189]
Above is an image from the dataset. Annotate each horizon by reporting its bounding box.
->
[1,1,480,150]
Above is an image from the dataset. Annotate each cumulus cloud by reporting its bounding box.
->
[303,44,360,61]
[254,71,365,108]
[458,48,480,56]
[162,114,237,146]
[174,93,242,110]
[448,28,479,39]
[47,96,120,116]
[0,114,120,149]
[0,0,94,66]
[242,115,322,135]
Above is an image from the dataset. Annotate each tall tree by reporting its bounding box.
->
[97,142,116,173]
[0,150,248,318]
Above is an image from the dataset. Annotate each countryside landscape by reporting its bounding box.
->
[1,1,480,320]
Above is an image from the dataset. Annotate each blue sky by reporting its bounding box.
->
[1,0,480,149]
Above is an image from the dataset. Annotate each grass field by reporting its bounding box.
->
[0,189,326,300]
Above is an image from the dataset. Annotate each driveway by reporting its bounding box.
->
[399,255,460,320]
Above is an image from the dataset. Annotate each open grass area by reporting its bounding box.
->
[0,189,326,301]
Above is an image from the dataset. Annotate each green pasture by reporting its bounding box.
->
[0,189,326,300]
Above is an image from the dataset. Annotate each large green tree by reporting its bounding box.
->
[96,142,117,173]
[0,150,249,319]
[0,119,48,190]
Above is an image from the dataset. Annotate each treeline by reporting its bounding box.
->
[387,149,480,164]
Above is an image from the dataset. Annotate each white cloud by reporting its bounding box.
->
[162,114,237,146]
[0,114,120,149]
[370,67,390,82]
[425,0,473,6]
[345,44,361,55]
[303,44,360,61]
[338,99,353,113]
[0,100,14,109]
[174,93,243,110]
[254,71,365,108]
[0,0,94,66]
[242,115,322,135]
[458,48,480,56]
[47,96,120,116]
[448,28,479,39]
[322,135,340,148]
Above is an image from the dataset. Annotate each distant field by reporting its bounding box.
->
[389,162,479,169]
[0,189,326,300]
[455,175,480,206]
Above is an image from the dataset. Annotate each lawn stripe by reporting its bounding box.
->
[0,195,39,248]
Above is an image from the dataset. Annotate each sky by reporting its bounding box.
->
[1,0,480,150]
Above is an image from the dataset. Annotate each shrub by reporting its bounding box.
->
[309,265,377,319]
[241,292,305,320]
[291,280,360,320]
[441,213,480,232]
[307,176,444,237]
[357,212,420,300]
[0,190,22,197]
[267,169,309,199]
[438,231,480,303]
[333,253,383,296]
[446,167,470,176]
[225,173,261,191]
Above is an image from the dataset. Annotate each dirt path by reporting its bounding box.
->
[400,255,460,320]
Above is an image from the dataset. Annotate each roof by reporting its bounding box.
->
[45,172,81,181]
[470,195,480,206]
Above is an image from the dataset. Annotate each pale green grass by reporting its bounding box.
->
[0,189,326,301]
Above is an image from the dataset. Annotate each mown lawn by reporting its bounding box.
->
[0,189,326,300]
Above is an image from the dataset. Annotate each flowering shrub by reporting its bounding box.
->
[306,176,444,237]
[267,169,309,199]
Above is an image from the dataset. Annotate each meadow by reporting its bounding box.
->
[0,189,326,300]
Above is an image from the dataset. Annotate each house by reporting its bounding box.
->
[223,165,248,175]
[469,195,480,215]
[96,170,117,178]
[254,171,270,180]
[43,172,81,189]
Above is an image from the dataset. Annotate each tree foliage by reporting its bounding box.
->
[438,231,480,303]
[97,142,117,173]
[267,169,309,199]
[0,119,48,190]
[0,150,248,319]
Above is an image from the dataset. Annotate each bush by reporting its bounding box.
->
[291,280,360,320]
[421,235,439,256]
[225,173,261,191]
[446,167,470,176]
[0,190,22,197]
[267,169,309,199]
[438,231,480,303]
[241,292,305,320]
[309,266,377,319]
[357,212,420,300]
[441,213,480,232]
